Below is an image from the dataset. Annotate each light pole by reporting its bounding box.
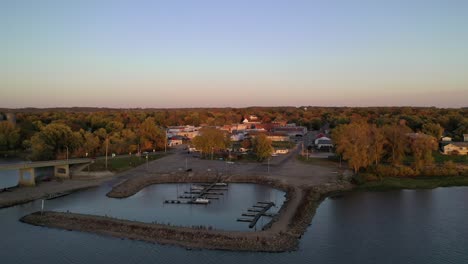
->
[267,157,270,173]
[211,147,214,160]
[164,129,167,153]
[146,154,149,170]
[105,136,109,170]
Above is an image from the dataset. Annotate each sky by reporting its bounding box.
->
[1,0,468,108]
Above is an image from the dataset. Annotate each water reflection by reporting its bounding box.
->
[1,180,468,264]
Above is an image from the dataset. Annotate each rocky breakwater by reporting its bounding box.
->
[20,172,354,252]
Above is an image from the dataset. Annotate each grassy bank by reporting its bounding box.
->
[357,176,468,191]
[89,153,167,172]
[296,155,341,168]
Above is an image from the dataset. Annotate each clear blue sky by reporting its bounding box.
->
[1,0,467,108]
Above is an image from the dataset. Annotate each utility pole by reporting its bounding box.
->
[164,129,167,153]
[105,136,109,170]
[146,154,149,170]
[267,158,270,173]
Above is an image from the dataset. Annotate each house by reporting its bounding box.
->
[242,115,261,124]
[167,126,200,139]
[441,136,452,142]
[274,149,289,154]
[464,134,468,142]
[442,142,468,155]
[315,136,333,149]
[273,126,308,137]
[230,132,245,141]
[247,131,290,142]
[167,136,184,147]
[265,132,289,142]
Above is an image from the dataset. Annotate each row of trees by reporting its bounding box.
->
[1,106,466,152]
[25,117,165,160]
[332,120,438,174]
[1,107,466,160]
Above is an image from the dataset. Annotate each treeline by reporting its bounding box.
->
[332,119,465,178]
[0,107,466,161]
[1,116,165,161]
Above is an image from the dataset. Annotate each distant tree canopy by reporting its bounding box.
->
[1,106,465,160]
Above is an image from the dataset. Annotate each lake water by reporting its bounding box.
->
[42,183,285,231]
[1,178,468,263]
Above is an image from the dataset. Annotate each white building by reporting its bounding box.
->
[274,149,289,154]
[443,143,468,155]
[315,136,333,149]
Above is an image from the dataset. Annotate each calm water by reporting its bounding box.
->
[1,181,468,263]
[43,183,285,231]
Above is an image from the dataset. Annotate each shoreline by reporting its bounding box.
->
[20,172,353,252]
[0,179,109,209]
[15,172,468,252]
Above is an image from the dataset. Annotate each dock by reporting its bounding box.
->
[164,180,228,205]
[237,201,275,228]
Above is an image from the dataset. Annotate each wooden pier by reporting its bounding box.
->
[164,180,228,205]
[237,201,275,228]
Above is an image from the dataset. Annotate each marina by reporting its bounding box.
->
[237,202,276,229]
[164,181,229,205]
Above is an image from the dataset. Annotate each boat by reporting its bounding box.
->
[190,185,204,190]
[193,198,210,204]
[214,183,227,186]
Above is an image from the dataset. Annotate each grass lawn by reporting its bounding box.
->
[433,151,467,163]
[89,153,167,172]
[296,155,342,168]
[272,141,295,149]
[357,176,468,191]
[404,151,467,165]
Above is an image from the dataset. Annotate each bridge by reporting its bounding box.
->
[0,158,93,187]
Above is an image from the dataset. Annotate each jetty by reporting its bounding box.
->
[237,201,275,228]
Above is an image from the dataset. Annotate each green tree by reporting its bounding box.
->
[192,127,229,157]
[410,135,438,171]
[384,124,411,165]
[252,134,273,161]
[422,123,444,139]
[83,131,100,156]
[0,122,20,150]
[368,124,387,166]
[139,117,165,151]
[30,123,76,160]
[332,122,371,174]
